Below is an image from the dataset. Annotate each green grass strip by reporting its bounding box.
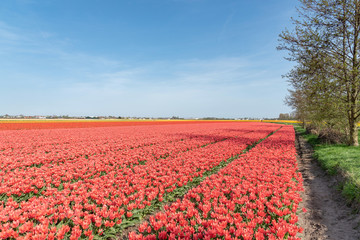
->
[294,124,360,205]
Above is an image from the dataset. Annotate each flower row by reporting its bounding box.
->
[129,126,304,240]
[0,123,279,239]
[0,124,260,197]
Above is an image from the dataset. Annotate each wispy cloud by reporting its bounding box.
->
[0,19,290,118]
[217,9,238,42]
[0,21,21,41]
[62,56,268,92]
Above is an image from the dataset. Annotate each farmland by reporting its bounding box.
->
[0,121,303,239]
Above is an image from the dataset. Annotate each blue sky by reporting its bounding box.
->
[0,0,298,118]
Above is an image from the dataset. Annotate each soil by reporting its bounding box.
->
[296,132,360,240]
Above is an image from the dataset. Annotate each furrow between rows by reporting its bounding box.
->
[0,123,281,239]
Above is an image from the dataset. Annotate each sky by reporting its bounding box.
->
[0,0,298,118]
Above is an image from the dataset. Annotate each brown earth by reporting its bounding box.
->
[296,132,360,240]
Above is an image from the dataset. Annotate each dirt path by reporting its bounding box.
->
[296,133,360,240]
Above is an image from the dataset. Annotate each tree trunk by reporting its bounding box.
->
[301,118,306,128]
[349,0,360,147]
[349,113,359,146]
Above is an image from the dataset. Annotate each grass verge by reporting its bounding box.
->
[294,124,360,205]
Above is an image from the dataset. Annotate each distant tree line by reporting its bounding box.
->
[279,0,360,146]
[278,113,296,120]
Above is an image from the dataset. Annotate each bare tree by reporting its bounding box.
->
[279,0,360,146]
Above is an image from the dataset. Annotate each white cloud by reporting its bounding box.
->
[0,20,291,118]
[60,56,264,94]
[0,22,21,41]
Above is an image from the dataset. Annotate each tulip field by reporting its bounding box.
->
[0,121,304,239]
